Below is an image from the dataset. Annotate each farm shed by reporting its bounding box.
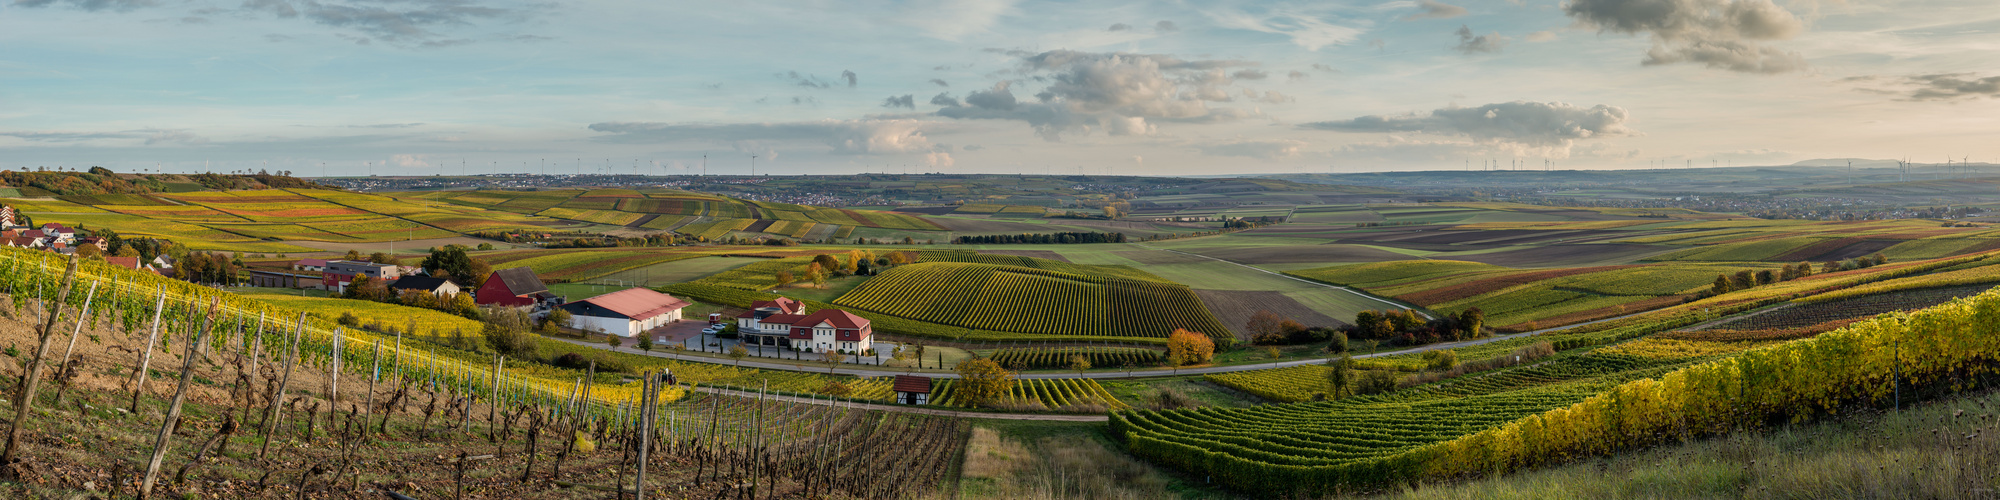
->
[560,287,691,337]
[477,267,555,309]
[893,376,932,405]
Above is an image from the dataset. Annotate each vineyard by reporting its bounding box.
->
[1706,282,1999,331]
[1204,364,1338,403]
[989,346,1164,369]
[930,378,1129,411]
[833,262,1233,341]
[1113,276,2000,495]
[677,218,755,240]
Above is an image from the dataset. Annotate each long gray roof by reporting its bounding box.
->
[491,267,549,296]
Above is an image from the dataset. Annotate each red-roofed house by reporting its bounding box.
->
[105,256,142,270]
[559,288,691,337]
[738,306,873,353]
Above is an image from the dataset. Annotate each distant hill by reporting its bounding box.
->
[1790,158,1904,168]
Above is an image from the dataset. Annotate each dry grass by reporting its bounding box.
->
[959,425,1178,500]
[1371,389,2000,500]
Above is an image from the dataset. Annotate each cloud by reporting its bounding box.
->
[1156,20,1179,33]
[1565,0,1808,74]
[1525,30,1557,42]
[1288,70,1308,82]
[962,144,984,151]
[933,50,1262,140]
[1302,100,1636,157]
[924,151,954,167]
[240,0,521,48]
[12,0,156,12]
[1208,8,1364,51]
[841,70,858,88]
[930,92,962,107]
[1232,69,1269,80]
[1851,73,2000,101]
[391,154,432,167]
[1402,0,1467,21]
[586,119,949,156]
[882,94,916,109]
[1311,63,1336,72]
[790,96,819,106]
[1242,89,1294,103]
[1199,139,1308,160]
[780,71,833,89]
[0,128,206,146]
[1130,155,1144,164]
[1109,23,1132,31]
[1454,25,1507,54]
[929,78,949,87]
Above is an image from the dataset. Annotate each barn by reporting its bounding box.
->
[892,376,932,405]
[476,267,555,309]
[559,288,691,337]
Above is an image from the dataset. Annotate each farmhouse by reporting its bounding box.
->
[476,267,557,309]
[892,375,932,405]
[558,287,690,337]
[737,307,873,353]
[388,275,460,298]
[321,260,401,293]
[293,258,328,272]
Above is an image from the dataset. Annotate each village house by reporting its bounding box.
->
[475,267,559,310]
[76,236,107,252]
[388,275,460,298]
[558,287,690,337]
[736,305,873,354]
[321,260,401,293]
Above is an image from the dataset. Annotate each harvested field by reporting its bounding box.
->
[891,206,960,215]
[1112,250,1211,265]
[1194,289,1349,341]
[1447,244,1670,267]
[1797,239,1901,262]
[928,217,1048,232]
[977,249,1071,262]
[1394,264,1647,305]
[1383,229,1559,245]
[744,219,777,232]
[1193,244,1411,264]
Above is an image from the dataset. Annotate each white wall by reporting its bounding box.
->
[570,314,635,337]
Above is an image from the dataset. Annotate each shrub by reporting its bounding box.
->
[1167,329,1215,366]
[1422,349,1459,371]
[1354,370,1400,395]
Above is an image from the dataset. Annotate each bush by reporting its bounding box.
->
[337,312,361,327]
[1355,370,1400,395]
[1422,349,1459,371]
[1327,330,1349,353]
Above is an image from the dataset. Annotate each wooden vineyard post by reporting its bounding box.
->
[127,288,170,413]
[1,254,76,473]
[329,327,343,432]
[366,339,381,435]
[139,298,219,500]
[257,312,308,460]
[51,281,99,407]
[489,354,503,443]
[634,372,656,500]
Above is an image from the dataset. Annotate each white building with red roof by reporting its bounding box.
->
[736,301,873,354]
[559,288,691,337]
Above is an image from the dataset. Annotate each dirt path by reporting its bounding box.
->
[691,386,1108,421]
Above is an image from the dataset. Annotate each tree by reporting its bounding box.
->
[1871,253,1888,266]
[822,351,847,373]
[343,249,363,261]
[1328,330,1349,354]
[1711,274,1734,295]
[421,245,492,288]
[954,358,1015,408]
[1166,329,1215,366]
[812,254,840,274]
[543,308,572,331]
[728,345,749,366]
[1069,354,1091,375]
[1246,310,1285,344]
[805,263,828,288]
[636,336,653,353]
[1732,270,1756,290]
[775,270,795,288]
[482,308,538,358]
[1355,370,1400,395]
[1458,308,1485,339]
[1325,356,1354,399]
[606,335,623,349]
[74,244,102,259]
[449,292,479,319]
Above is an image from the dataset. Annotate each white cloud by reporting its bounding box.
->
[1304,101,1637,157]
[1566,0,1808,73]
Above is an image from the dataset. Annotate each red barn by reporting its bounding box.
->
[476,267,554,309]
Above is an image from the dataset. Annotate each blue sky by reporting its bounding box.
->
[3,0,1997,176]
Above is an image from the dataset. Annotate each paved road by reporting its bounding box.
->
[690,386,1108,421]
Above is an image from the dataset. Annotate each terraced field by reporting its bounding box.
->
[833,262,1232,341]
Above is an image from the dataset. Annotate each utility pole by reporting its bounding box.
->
[751,155,757,176]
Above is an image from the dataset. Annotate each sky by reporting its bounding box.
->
[2,0,1998,177]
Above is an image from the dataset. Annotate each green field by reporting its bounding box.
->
[833,262,1233,341]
